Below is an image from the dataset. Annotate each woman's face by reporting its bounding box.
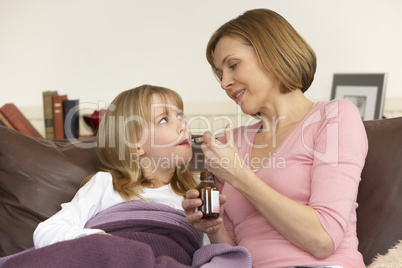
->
[138,94,192,171]
[213,35,281,115]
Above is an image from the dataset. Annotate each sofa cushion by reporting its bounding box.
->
[358,117,402,265]
[0,127,103,256]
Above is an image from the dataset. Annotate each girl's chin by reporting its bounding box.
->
[173,151,193,166]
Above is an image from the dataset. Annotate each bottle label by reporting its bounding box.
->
[211,189,220,213]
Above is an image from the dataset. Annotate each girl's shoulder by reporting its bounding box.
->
[94,171,113,178]
[83,171,114,188]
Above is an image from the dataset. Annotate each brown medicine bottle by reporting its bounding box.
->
[195,171,220,219]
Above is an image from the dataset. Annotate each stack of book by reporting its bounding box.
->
[0,103,43,138]
[42,91,80,139]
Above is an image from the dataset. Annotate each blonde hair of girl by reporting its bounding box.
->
[81,84,197,201]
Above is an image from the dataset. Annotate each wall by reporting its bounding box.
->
[1,0,401,136]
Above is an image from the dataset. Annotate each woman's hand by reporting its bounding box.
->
[182,189,235,245]
[202,124,251,188]
[182,189,224,234]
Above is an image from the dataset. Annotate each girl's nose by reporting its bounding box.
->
[178,118,187,133]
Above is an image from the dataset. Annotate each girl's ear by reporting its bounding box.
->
[137,147,145,156]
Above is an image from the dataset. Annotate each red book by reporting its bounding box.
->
[0,103,42,138]
[52,94,68,139]
[0,111,16,129]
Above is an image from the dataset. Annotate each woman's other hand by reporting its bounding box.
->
[182,189,235,244]
[182,189,225,234]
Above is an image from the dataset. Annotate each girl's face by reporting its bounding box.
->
[213,35,282,115]
[138,94,192,172]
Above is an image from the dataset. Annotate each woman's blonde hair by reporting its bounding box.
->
[206,8,316,94]
[82,84,197,201]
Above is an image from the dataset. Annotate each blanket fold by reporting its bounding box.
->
[0,201,252,267]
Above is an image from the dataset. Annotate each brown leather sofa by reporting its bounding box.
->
[1,117,402,266]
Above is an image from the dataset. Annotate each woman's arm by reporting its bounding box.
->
[231,168,334,259]
[204,133,334,258]
[202,103,367,259]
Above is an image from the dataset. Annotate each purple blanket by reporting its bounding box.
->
[0,202,252,268]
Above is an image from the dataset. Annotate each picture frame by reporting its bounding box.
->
[331,73,387,120]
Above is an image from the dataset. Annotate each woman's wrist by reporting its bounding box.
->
[230,166,255,191]
[207,224,236,246]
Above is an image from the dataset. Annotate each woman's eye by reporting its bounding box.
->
[159,117,168,124]
[229,63,237,70]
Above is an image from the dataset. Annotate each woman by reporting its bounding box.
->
[183,9,367,268]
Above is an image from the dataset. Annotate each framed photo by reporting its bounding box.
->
[331,73,387,120]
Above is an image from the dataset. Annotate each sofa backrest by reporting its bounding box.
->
[1,117,402,265]
[358,116,402,265]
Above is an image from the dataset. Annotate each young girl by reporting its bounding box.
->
[33,84,198,248]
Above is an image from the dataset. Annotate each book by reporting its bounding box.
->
[42,91,58,139]
[52,94,67,139]
[63,99,79,139]
[0,103,43,138]
[0,111,16,129]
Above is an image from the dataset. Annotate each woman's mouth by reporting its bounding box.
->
[233,89,245,103]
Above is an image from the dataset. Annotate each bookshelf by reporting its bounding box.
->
[3,98,402,138]
[0,104,95,139]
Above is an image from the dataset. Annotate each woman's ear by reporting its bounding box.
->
[137,147,145,156]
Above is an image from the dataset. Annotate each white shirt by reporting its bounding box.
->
[33,171,184,249]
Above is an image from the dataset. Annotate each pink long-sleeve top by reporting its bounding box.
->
[215,99,367,268]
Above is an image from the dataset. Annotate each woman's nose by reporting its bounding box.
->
[220,73,233,91]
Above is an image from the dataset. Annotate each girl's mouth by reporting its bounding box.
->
[178,139,190,146]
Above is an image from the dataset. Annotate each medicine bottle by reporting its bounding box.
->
[195,171,220,219]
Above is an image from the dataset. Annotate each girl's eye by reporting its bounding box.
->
[177,112,184,119]
[159,117,168,124]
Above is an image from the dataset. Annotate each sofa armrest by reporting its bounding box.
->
[0,127,103,256]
